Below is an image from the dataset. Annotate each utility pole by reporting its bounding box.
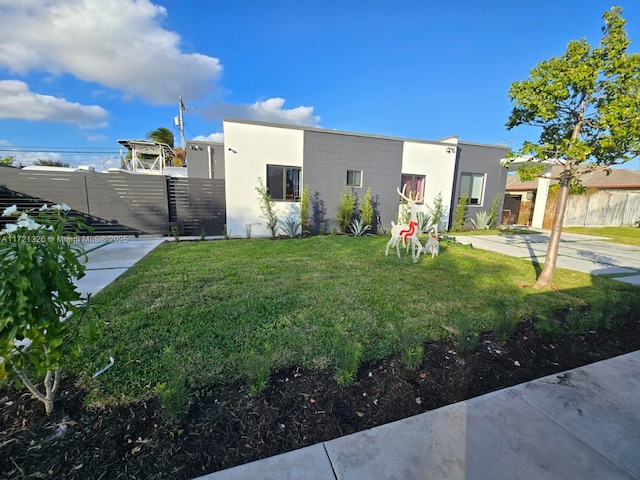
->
[178,95,186,150]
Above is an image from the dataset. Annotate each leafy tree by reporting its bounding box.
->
[506,6,640,287]
[33,159,71,168]
[147,127,175,147]
[1,155,15,165]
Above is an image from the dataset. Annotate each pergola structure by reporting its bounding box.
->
[117,139,176,175]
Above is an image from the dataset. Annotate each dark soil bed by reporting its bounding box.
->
[2,319,639,480]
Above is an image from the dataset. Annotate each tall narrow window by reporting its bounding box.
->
[267,165,301,201]
[400,174,425,204]
[346,170,362,187]
[459,173,485,205]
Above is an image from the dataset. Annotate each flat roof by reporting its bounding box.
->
[222,118,510,151]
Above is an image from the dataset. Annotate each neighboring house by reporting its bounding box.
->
[505,165,640,227]
[190,118,510,237]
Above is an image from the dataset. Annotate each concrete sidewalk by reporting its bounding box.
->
[454,231,640,285]
[75,237,166,298]
[196,351,640,480]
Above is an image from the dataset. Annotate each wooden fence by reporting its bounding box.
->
[544,190,640,228]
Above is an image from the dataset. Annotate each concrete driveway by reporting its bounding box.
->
[454,231,640,285]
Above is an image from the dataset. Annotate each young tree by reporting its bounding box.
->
[255,177,279,237]
[506,6,640,287]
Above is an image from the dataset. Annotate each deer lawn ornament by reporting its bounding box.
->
[385,186,422,263]
[385,220,422,262]
[423,225,440,258]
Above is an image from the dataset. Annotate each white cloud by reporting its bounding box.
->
[193,132,224,143]
[0,80,108,127]
[86,134,108,142]
[0,0,222,104]
[200,97,320,127]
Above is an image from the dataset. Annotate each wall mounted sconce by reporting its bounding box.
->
[228,148,238,154]
[446,146,456,154]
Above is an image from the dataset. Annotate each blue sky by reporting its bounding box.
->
[1,0,639,170]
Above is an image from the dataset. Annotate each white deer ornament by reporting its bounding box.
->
[385,186,422,263]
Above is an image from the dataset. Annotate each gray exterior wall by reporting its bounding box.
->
[303,130,403,233]
[186,141,225,179]
[453,142,509,228]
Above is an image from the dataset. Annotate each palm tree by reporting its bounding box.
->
[146,126,185,166]
[146,127,174,148]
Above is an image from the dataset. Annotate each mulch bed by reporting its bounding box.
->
[1,318,639,479]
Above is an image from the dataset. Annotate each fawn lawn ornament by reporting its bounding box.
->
[385,186,422,263]
[423,226,440,258]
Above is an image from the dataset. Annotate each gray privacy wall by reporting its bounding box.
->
[454,142,510,227]
[0,167,225,236]
[303,130,403,233]
[186,141,226,179]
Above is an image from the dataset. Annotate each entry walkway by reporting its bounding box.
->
[75,237,166,298]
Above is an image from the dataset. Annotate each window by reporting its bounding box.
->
[267,165,301,201]
[400,174,425,203]
[346,170,362,187]
[459,173,485,205]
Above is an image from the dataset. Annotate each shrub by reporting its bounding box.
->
[488,194,502,229]
[428,191,445,231]
[333,335,362,386]
[279,218,302,238]
[299,185,310,234]
[348,218,371,236]
[470,211,492,230]
[156,347,189,424]
[246,346,272,396]
[337,185,356,233]
[256,178,279,238]
[416,211,432,234]
[451,196,468,232]
[0,204,89,414]
[361,187,374,227]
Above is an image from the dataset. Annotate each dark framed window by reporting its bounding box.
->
[267,165,301,201]
[400,174,425,204]
[459,172,485,205]
[346,170,362,187]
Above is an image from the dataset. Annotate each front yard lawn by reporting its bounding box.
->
[2,235,639,479]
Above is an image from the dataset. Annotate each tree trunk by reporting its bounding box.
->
[535,164,572,287]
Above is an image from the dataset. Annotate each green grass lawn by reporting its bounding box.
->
[70,235,638,405]
[563,226,640,246]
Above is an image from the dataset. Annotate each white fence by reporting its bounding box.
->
[563,191,640,227]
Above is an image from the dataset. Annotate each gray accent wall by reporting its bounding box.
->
[453,143,510,228]
[186,141,225,179]
[303,131,403,233]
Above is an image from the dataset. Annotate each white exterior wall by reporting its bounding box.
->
[400,141,458,229]
[223,121,304,237]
